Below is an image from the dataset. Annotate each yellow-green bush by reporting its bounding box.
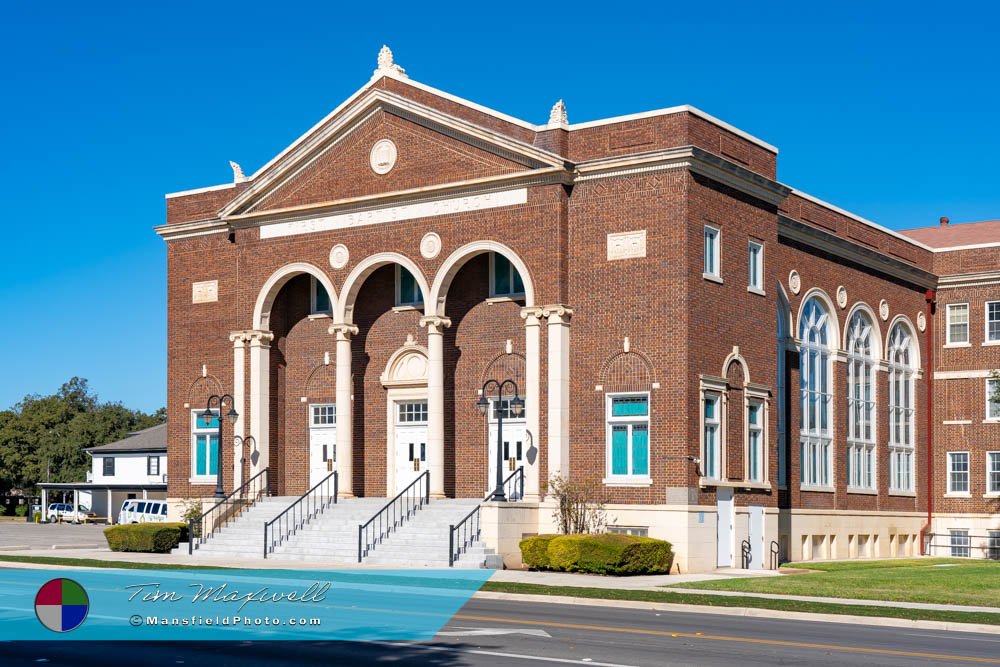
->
[520,533,673,575]
[520,534,560,569]
[104,523,182,553]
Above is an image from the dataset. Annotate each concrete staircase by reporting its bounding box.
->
[176,496,498,568]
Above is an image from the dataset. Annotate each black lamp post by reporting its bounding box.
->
[476,379,524,502]
[201,394,239,499]
[233,435,256,466]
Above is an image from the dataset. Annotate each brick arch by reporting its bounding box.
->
[184,374,224,407]
[600,350,655,392]
[481,351,526,387]
[337,251,430,325]
[253,262,338,330]
[303,362,337,399]
[428,240,535,316]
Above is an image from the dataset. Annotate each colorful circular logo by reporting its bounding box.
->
[35,578,89,633]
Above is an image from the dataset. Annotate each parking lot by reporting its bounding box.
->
[0,522,109,550]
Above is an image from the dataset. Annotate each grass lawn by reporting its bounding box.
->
[666,558,1000,607]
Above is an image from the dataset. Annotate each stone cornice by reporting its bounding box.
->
[575,146,790,206]
[937,270,1000,290]
[778,215,937,290]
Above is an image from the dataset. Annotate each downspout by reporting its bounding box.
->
[919,289,936,554]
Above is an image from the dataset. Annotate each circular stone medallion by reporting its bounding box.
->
[879,299,890,321]
[420,232,441,259]
[370,139,398,175]
[917,311,927,332]
[330,244,350,270]
[788,270,801,295]
[836,286,848,309]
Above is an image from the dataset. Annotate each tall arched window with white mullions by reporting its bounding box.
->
[846,311,877,490]
[888,322,916,492]
[799,297,833,488]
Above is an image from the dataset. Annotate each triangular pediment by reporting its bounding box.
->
[220,87,564,219]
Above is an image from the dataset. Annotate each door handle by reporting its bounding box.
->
[508,457,517,471]
[327,459,333,472]
[413,458,420,471]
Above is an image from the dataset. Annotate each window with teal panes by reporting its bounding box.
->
[311,277,331,314]
[397,266,422,306]
[491,253,525,297]
[192,409,220,479]
[703,393,721,479]
[606,393,650,480]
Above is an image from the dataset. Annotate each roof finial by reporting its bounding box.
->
[229,160,248,183]
[373,44,407,79]
[547,99,568,128]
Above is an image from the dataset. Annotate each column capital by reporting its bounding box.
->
[540,304,574,323]
[328,322,360,340]
[520,306,544,326]
[245,330,274,347]
[419,315,452,334]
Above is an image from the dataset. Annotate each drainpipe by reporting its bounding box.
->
[919,289,936,555]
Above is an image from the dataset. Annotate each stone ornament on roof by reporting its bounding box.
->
[548,99,568,128]
[229,161,248,183]
[373,45,407,79]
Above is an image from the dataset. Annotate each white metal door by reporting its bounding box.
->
[748,505,764,570]
[394,400,428,494]
[309,404,337,488]
[716,487,735,567]
[487,398,526,495]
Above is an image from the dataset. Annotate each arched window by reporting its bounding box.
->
[846,311,877,490]
[888,323,916,491]
[799,297,833,487]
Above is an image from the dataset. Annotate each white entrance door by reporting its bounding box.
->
[716,487,735,568]
[487,398,526,496]
[309,404,337,488]
[394,400,428,494]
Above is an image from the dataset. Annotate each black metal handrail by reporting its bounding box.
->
[769,540,781,570]
[450,466,525,567]
[740,538,751,569]
[189,467,269,555]
[358,471,429,562]
[263,472,338,558]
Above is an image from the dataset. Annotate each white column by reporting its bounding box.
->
[142,489,148,500]
[41,488,48,522]
[520,307,543,502]
[229,332,248,489]
[420,315,452,499]
[106,489,112,524]
[72,489,79,521]
[248,330,274,480]
[330,323,358,498]
[543,305,573,482]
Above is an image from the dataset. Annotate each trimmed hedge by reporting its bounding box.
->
[520,533,673,575]
[104,523,183,553]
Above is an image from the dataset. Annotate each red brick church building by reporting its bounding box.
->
[158,47,999,570]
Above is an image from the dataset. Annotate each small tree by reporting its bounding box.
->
[545,474,607,535]
[991,371,1000,408]
[180,498,204,537]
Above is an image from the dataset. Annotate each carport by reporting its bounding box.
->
[38,482,167,524]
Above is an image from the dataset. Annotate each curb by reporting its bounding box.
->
[472,591,1000,635]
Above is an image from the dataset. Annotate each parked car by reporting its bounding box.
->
[46,503,96,523]
[117,499,168,524]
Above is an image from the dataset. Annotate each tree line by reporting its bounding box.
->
[0,378,165,494]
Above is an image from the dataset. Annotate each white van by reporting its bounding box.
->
[118,499,168,525]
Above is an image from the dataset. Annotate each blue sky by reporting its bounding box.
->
[1,2,997,412]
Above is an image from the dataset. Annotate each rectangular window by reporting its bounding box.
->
[988,379,1000,421]
[397,401,428,424]
[490,253,525,298]
[988,452,1000,494]
[103,457,115,476]
[747,400,764,482]
[747,240,763,292]
[703,225,720,280]
[946,303,969,345]
[989,531,1000,560]
[311,277,332,315]
[988,302,1000,342]
[192,409,219,480]
[396,266,423,306]
[703,393,721,479]
[311,404,336,426]
[950,529,970,558]
[606,394,650,480]
[607,526,649,537]
[948,452,969,494]
[147,456,159,476]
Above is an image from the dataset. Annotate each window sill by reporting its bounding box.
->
[746,286,766,297]
[602,477,652,487]
[889,490,917,497]
[698,478,771,491]
[983,419,1000,424]
[702,273,723,284]
[307,313,331,320]
[847,487,878,495]
[942,343,971,349]
[944,492,972,498]
[392,305,421,312]
[982,340,1000,347]
[983,493,1000,498]
[800,484,835,493]
[942,420,973,425]
[486,296,525,304]
[188,478,218,485]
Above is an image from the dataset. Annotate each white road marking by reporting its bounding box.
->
[369,641,638,666]
[438,626,552,638]
[899,631,1000,643]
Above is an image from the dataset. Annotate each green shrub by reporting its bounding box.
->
[163,522,190,543]
[14,504,28,517]
[520,534,560,570]
[523,533,673,575]
[104,524,182,553]
[0,505,7,516]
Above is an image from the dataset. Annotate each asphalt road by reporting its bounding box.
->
[2,596,998,666]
